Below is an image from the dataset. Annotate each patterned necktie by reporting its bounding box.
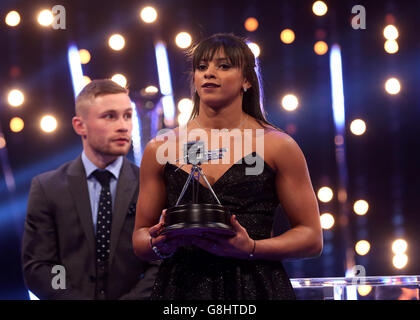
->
[92,170,113,263]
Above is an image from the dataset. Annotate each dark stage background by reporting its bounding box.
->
[1,0,419,299]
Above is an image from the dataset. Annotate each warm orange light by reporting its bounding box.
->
[5,11,21,27]
[10,117,24,132]
[314,41,328,55]
[280,29,295,44]
[79,49,91,64]
[244,17,259,32]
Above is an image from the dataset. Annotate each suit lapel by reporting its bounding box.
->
[109,159,137,263]
[67,156,96,257]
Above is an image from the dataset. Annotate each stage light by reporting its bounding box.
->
[357,285,372,296]
[320,213,335,230]
[0,134,6,149]
[177,98,193,126]
[108,34,125,51]
[78,49,91,64]
[10,117,24,133]
[40,115,57,133]
[385,77,401,95]
[244,17,259,32]
[247,42,260,58]
[393,253,408,269]
[392,239,407,254]
[83,75,91,86]
[145,85,159,94]
[177,98,193,114]
[155,42,175,126]
[175,32,192,49]
[355,240,370,256]
[140,6,158,23]
[281,94,299,111]
[67,44,85,98]
[5,11,20,27]
[111,74,127,88]
[7,89,24,107]
[37,9,53,27]
[383,25,399,40]
[317,187,333,203]
[130,102,142,166]
[312,1,328,16]
[350,119,366,136]
[329,45,345,133]
[314,41,328,55]
[353,200,369,215]
[384,40,399,54]
[177,113,191,126]
[280,29,295,44]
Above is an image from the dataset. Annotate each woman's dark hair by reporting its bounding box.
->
[187,33,283,131]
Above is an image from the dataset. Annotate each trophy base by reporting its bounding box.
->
[162,203,235,237]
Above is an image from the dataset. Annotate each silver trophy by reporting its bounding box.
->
[161,141,235,237]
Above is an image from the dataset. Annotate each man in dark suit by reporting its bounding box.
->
[22,79,158,300]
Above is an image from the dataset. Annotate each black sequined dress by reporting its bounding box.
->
[150,152,296,300]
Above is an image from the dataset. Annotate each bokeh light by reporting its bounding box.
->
[8,89,24,107]
[350,119,366,136]
[353,200,369,216]
[144,85,159,94]
[177,113,190,126]
[177,98,193,114]
[111,74,127,88]
[320,213,335,230]
[5,11,21,27]
[0,134,6,149]
[175,32,192,49]
[280,29,295,44]
[83,75,91,86]
[385,77,401,95]
[281,94,299,111]
[314,41,328,55]
[40,115,57,133]
[384,40,399,54]
[177,98,194,126]
[37,9,53,27]
[244,17,259,32]
[312,1,328,16]
[317,186,333,203]
[79,49,91,64]
[357,285,372,296]
[108,34,125,51]
[140,6,158,23]
[247,42,260,58]
[355,240,371,256]
[383,25,399,40]
[392,239,408,255]
[10,117,24,132]
[393,254,408,269]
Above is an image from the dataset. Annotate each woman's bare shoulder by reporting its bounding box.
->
[262,129,305,171]
[263,128,296,145]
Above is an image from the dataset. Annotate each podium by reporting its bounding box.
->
[290,275,420,300]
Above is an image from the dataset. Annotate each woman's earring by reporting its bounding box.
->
[243,87,248,93]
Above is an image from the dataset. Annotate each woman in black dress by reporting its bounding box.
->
[133,33,322,300]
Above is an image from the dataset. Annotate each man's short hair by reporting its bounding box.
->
[75,79,128,116]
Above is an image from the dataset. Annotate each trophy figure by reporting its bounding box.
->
[162,141,235,237]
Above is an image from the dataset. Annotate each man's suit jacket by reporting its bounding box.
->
[21,156,159,300]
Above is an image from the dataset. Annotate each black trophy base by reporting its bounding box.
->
[161,203,235,237]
